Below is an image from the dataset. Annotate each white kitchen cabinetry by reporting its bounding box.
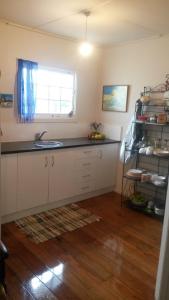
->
[95,144,117,190]
[1,143,118,219]
[1,154,17,215]
[49,149,76,203]
[74,147,97,194]
[18,149,77,210]
[18,152,49,210]
[74,144,117,194]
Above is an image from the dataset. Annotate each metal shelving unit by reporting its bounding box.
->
[121,103,169,221]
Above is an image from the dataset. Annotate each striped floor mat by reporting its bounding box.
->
[15,203,101,244]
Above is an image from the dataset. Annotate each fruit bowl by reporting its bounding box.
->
[88,132,106,140]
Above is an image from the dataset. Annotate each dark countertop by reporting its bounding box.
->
[1,137,120,155]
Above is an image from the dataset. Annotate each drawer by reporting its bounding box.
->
[75,148,98,159]
[78,181,94,194]
[76,172,95,183]
[75,158,95,170]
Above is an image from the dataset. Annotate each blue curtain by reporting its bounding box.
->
[17,59,38,122]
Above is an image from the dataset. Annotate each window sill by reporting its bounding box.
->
[33,116,77,123]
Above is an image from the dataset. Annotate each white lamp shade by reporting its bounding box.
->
[79,41,93,57]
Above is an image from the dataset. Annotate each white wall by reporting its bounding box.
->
[0,22,102,141]
[100,35,169,192]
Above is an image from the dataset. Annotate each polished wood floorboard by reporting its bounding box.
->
[2,192,162,300]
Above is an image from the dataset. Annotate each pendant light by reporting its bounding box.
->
[79,11,93,57]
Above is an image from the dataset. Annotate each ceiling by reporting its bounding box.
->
[0,0,169,45]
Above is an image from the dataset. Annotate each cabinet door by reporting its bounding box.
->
[49,149,76,203]
[1,154,17,215]
[95,144,118,190]
[18,152,49,211]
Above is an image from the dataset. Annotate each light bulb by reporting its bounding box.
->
[79,41,93,57]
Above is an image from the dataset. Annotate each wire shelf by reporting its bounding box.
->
[121,101,169,219]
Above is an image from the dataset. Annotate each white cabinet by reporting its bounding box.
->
[95,144,118,190]
[1,143,118,217]
[74,147,97,194]
[74,144,118,194]
[18,152,49,210]
[17,149,77,209]
[1,154,17,215]
[49,149,76,203]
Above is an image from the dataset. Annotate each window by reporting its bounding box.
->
[35,67,76,120]
[17,59,76,122]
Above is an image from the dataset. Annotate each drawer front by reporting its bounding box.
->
[78,181,95,194]
[75,148,98,159]
[75,158,95,170]
[76,171,95,183]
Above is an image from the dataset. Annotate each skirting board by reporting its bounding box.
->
[1,186,114,224]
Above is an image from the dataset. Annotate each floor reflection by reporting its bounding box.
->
[51,263,64,278]
[31,277,42,290]
[30,263,64,290]
[104,238,123,254]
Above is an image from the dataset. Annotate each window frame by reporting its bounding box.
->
[34,65,77,123]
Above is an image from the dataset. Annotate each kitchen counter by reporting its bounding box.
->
[1,137,120,155]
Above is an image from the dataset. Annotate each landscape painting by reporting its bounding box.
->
[0,93,13,107]
[102,85,128,112]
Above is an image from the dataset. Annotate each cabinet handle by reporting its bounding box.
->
[81,186,89,190]
[0,128,3,136]
[83,150,92,154]
[83,163,91,167]
[82,174,90,178]
[98,150,102,159]
[51,156,55,167]
[44,156,48,167]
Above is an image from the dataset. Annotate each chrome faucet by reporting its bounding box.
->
[35,130,47,141]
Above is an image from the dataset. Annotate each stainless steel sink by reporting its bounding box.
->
[34,140,63,148]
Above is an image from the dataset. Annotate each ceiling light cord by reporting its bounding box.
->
[85,15,87,41]
[83,11,90,41]
[79,10,93,57]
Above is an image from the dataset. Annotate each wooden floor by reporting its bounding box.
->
[2,192,162,300]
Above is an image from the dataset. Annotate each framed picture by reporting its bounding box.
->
[102,85,128,112]
[0,93,13,108]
